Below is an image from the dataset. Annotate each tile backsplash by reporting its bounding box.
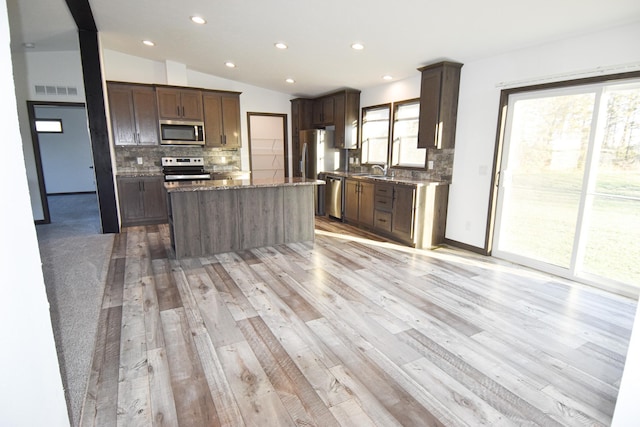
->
[115,146,242,174]
[346,148,454,182]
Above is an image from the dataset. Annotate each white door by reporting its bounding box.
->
[493,80,640,293]
[248,114,286,180]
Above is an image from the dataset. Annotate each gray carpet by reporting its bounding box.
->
[36,193,114,427]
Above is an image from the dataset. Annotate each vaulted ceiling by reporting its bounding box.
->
[7,0,640,97]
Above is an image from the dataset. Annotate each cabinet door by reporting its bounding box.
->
[108,84,138,145]
[344,179,359,222]
[392,185,416,241]
[221,95,241,147]
[333,93,345,148]
[141,177,168,223]
[180,90,203,121]
[118,178,145,224]
[358,181,375,227]
[312,96,334,125]
[156,88,182,119]
[132,87,159,145]
[203,93,223,147]
[417,69,441,149]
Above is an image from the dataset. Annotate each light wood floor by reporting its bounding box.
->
[80,217,637,426]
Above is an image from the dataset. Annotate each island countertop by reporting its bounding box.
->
[164,176,324,193]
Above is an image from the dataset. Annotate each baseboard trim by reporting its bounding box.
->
[443,238,488,256]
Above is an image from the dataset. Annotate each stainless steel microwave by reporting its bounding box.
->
[159,120,205,145]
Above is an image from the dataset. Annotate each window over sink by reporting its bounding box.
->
[360,104,391,165]
[391,99,426,168]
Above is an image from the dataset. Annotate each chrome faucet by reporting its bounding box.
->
[371,164,388,176]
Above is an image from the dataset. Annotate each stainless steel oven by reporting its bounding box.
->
[161,157,211,181]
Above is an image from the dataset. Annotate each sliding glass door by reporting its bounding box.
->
[493,79,640,292]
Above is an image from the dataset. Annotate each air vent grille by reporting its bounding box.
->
[34,84,80,97]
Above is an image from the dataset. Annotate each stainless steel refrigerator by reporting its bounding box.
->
[298,129,335,178]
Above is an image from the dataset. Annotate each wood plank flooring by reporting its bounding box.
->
[79,217,637,426]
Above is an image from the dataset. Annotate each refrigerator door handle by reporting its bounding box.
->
[301,142,308,178]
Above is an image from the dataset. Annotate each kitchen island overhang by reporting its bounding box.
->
[165,177,324,258]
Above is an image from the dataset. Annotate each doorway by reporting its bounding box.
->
[28,102,100,231]
[492,78,640,295]
[247,113,288,179]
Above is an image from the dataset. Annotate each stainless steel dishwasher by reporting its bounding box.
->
[325,174,344,220]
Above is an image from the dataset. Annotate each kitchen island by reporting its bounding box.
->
[165,177,323,258]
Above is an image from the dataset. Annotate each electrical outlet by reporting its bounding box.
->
[137,157,143,165]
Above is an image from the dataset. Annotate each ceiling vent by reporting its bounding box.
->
[34,85,79,96]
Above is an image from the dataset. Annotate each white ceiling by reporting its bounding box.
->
[7,0,640,97]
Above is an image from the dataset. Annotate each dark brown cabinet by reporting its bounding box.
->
[391,184,416,242]
[345,179,374,227]
[417,61,462,150]
[107,83,159,145]
[332,91,360,149]
[291,98,314,177]
[203,92,242,148]
[296,89,360,150]
[117,176,168,227]
[313,96,335,126]
[156,87,203,121]
[348,178,449,249]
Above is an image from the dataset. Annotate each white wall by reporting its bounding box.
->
[612,301,640,426]
[359,22,640,249]
[449,22,640,248]
[102,49,293,173]
[0,1,69,425]
[12,49,86,220]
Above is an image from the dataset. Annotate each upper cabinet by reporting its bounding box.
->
[156,87,203,121]
[107,82,159,146]
[313,96,335,126]
[203,92,242,148]
[301,89,360,150]
[417,61,462,150]
[290,98,314,177]
[333,90,360,149]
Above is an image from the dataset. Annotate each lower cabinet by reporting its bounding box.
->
[117,176,168,227]
[346,178,449,249]
[344,179,374,227]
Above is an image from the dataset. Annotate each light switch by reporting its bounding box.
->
[427,160,434,170]
[137,157,143,165]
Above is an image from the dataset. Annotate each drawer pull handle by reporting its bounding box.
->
[378,219,387,223]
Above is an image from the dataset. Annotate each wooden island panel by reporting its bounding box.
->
[199,189,239,255]
[283,186,315,243]
[166,178,321,258]
[237,187,284,250]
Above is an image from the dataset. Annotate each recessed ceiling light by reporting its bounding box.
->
[351,43,364,50]
[190,16,206,25]
[275,42,288,49]
[225,62,236,68]
[285,78,295,84]
[142,40,155,47]
[382,75,393,81]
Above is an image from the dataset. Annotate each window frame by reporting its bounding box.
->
[360,103,392,166]
[35,119,64,133]
[390,98,426,169]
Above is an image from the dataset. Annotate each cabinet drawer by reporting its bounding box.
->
[374,195,392,212]
[374,210,392,233]
[375,184,393,197]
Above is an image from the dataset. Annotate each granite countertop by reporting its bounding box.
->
[116,171,163,178]
[319,171,448,186]
[165,176,324,193]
